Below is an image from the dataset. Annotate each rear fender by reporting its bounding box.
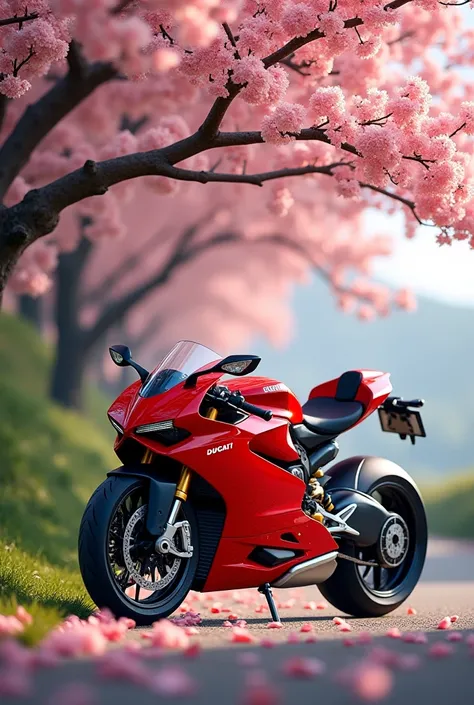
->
[107,466,176,536]
[321,456,420,548]
[321,455,420,495]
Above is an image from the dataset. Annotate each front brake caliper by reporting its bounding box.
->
[155,521,194,558]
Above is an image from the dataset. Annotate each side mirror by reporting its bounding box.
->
[184,354,261,388]
[109,345,149,384]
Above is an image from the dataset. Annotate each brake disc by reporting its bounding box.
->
[122,505,181,590]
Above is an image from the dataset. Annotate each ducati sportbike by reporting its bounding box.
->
[79,341,428,624]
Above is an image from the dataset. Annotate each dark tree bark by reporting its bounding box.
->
[50,235,93,408]
[18,294,43,331]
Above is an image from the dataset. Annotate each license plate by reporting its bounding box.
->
[378,408,426,440]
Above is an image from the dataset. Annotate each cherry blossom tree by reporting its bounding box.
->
[44,184,406,408]
[1,0,474,311]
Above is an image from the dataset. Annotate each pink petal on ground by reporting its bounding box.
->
[236,620,248,628]
[47,682,96,705]
[0,669,31,697]
[15,606,33,626]
[33,648,61,668]
[396,654,421,671]
[300,623,313,633]
[465,634,474,646]
[42,625,107,658]
[149,620,189,649]
[237,652,261,667]
[0,639,35,669]
[352,663,393,701]
[429,642,454,658]
[150,666,197,696]
[280,599,296,609]
[333,617,344,625]
[358,632,373,645]
[184,643,202,658]
[0,615,24,636]
[119,618,136,630]
[385,628,401,639]
[446,632,463,642]
[339,622,352,633]
[255,605,267,614]
[344,638,356,647]
[368,647,398,667]
[267,622,283,630]
[316,601,329,610]
[139,647,164,660]
[94,608,115,624]
[305,635,318,643]
[303,602,317,611]
[407,606,417,616]
[179,603,190,612]
[414,633,428,644]
[282,656,326,678]
[287,632,299,644]
[228,613,239,620]
[98,653,151,685]
[402,632,418,644]
[437,617,451,630]
[231,627,255,644]
[450,615,459,623]
[123,642,142,653]
[240,679,280,705]
[100,621,128,642]
[223,621,233,628]
[260,639,277,648]
[185,626,199,636]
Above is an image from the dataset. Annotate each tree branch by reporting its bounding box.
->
[0,13,38,27]
[0,60,117,200]
[159,161,350,186]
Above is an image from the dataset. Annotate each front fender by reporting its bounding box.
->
[107,466,176,536]
[321,455,420,495]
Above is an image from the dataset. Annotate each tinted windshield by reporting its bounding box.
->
[139,340,221,398]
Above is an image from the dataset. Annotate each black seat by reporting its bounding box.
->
[301,397,364,435]
[301,370,364,435]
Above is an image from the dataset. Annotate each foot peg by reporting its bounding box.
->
[258,582,280,623]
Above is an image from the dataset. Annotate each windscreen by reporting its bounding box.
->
[139,340,221,398]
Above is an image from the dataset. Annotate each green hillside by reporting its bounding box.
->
[424,473,474,539]
[0,312,115,637]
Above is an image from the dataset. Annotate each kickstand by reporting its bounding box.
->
[258,583,281,623]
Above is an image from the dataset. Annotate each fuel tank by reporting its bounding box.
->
[226,376,303,424]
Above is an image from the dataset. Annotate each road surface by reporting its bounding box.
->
[2,538,474,705]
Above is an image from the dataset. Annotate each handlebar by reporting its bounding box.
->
[207,386,273,421]
[238,399,273,421]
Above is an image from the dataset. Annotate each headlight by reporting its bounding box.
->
[135,420,175,434]
[108,415,123,434]
[135,420,190,446]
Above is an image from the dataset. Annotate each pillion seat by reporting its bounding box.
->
[301,370,364,436]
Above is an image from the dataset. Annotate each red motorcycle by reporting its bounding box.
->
[79,341,427,625]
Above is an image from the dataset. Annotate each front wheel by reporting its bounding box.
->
[78,475,199,625]
[318,476,427,617]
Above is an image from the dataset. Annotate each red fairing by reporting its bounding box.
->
[226,376,304,423]
[308,370,392,430]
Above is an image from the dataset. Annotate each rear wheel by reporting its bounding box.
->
[78,475,198,625]
[318,476,427,617]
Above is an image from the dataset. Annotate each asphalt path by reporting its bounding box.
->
[2,538,473,705]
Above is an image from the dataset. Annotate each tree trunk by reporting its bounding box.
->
[50,235,92,409]
[18,294,43,331]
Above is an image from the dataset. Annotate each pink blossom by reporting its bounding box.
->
[385,628,402,639]
[300,623,313,633]
[309,86,346,123]
[303,601,316,611]
[0,76,31,98]
[267,621,283,630]
[261,102,306,145]
[450,615,460,623]
[237,651,261,667]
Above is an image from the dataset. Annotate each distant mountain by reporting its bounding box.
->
[253,276,474,479]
